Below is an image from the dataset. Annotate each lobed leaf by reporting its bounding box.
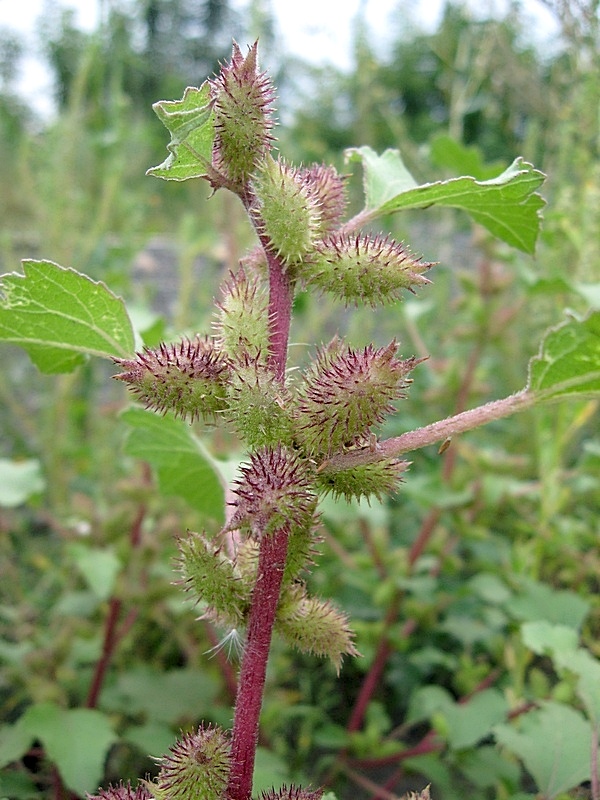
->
[0,703,116,796]
[0,260,135,373]
[147,84,216,181]
[0,458,45,507]
[438,689,508,750]
[494,701,594,799]
[527,310,600,401]
[346,146,546,254]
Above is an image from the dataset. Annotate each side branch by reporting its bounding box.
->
[319,390,535,473]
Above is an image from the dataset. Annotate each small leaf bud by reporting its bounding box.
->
[113,337,229,422]
[210,41,276,191]
[302,233,433,305]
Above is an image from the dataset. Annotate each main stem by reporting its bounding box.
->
[226,246,294,800]
[227,527,290,800]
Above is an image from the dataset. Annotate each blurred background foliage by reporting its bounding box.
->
[1,1,599,798]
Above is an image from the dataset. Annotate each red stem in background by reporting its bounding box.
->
[86,599,138,708]
[346,596,400,733]
[86,470,149,708]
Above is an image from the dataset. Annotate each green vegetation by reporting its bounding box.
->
[0,3,599,800]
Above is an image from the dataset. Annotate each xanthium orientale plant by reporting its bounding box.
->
[2,38,600,800]
[107,46,430,800]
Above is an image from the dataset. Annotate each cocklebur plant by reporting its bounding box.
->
[110,45,429,800]
[0,39,599,800]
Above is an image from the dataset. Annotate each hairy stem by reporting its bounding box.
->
[319,389,535,473]
[227,245,294,800]
[226,526,290,800]
[264,243,294,381]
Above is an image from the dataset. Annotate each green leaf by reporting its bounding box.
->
[252,747,291,796]
[0,260,135,373]
[429,134,506,180]
[521,622,600,726]
[122,721,176,758]
[147,83,216,181]
[406,685,454,725]
[101,666,219,725]
[121,406,225,523]
[506,579,589,628]
[346,146,546,253]
[457,745,521,791]
[569,650,600,727]
[527,311,600,401]
[67,543,122,601]
[494,701,593,799]
[0,720,35,767]
[574,281,600,309]
[0,769,39,799]
[440,689,508,750]
[15,703,116,796]
[0,459,45,507]
[521,620,579,658]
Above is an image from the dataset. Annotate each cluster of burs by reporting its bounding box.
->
[106,43,432,800]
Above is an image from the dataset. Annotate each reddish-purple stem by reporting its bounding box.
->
[226,238,293,800]
[592,725,599,800]
[85,490,147,708]
[346,597,400,733]
[320,390,534,473]
[86,601,138,708]
[226,526,290,800]
[264,243,294,382]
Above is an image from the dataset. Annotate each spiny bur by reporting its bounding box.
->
[210,41,275,192]
[295,340,422,457]
[149,725,230,800]
[252,156,321,266]
[177,532,250,627]
[113,337,229,423]
[298,164,348,234]
[315,458,411,503]
[226,353,295,448]
[302,232,433,305]
[276,582,359,673]
[87,782,153,800]
[214,267,270,361]
[228,445,318,538]
[260,786,323,800]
